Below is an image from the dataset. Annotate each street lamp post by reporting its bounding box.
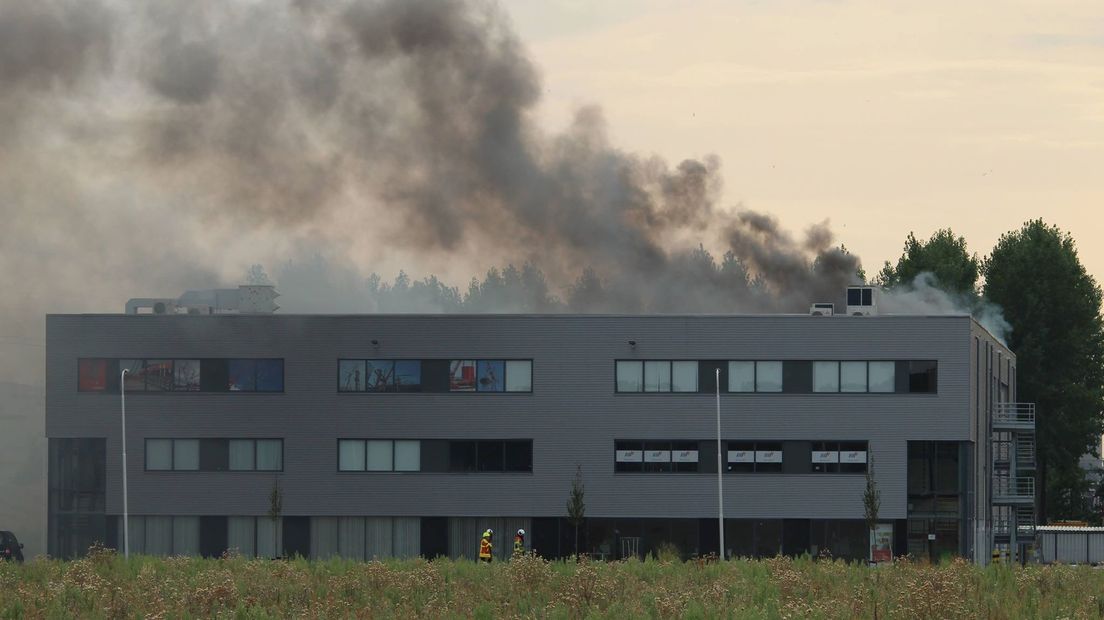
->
[121,368,130,559]
[716,368,725,560]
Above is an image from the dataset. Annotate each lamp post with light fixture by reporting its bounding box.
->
[120,367,130,559]
[716,367,725,560]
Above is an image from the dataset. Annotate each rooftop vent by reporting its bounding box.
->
[125,285,279,315]
[846,286,876,316]
[809,303,834,316]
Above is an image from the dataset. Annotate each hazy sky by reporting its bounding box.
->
[505,0,1104,281]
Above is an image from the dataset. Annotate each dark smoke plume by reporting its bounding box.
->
[0,0,865,556]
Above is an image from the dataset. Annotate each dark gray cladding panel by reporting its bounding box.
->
[46,314,981,520]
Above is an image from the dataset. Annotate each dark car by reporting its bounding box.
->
[1,531,24,563]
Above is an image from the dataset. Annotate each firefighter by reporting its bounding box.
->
[479,529,494,563]
[513,528,525,557]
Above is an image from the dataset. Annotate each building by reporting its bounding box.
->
[45,292,1036,562]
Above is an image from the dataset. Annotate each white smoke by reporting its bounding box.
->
[878,272,1012,344]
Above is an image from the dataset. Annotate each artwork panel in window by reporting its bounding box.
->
[476,360,505,392]
[365,360,396,392]
[79,359,108,392]
[121,359,145,392]
[449,360,476,392]
[228,359,257,392]
[174,360,200,391]
[339,360,367,392]
[394,361,421,392]
[145,359,174,391]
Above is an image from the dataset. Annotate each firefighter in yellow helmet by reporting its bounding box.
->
[513,528,525,557]
[479,529,493,563]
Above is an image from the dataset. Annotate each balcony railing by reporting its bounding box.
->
[993,476,1036,503]
[993,403,1035,430]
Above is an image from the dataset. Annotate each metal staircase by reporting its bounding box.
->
[991,402,1037,562]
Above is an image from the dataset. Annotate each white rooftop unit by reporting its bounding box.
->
[846,286,876,316]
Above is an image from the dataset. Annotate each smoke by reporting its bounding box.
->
[879,272,1012,343]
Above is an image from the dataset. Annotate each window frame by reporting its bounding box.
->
[615,360,700,394]
[79,358,284,394]
[145,438,283,472]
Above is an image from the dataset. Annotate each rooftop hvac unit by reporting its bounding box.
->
[809,303,834,316]
[846,286,877,316]
[125,285,279,315]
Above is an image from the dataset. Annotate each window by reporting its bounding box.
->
[394,440,420,471]
[145,360,173,391]
[149,439,282,471]
[868,362,895,393]
[728,361,755,392]
[174,360,200,391]
[449,360,476,391]
[727,441,782,473]
[840,362,867,393]
[615,441,698,473]
[339,439,422,472]
[616,361,643,392]
[446,360,531,393]
[813,362,839,392]
[505,361,532,392]
[121,359,145,391]
[78,359,108,392]
[909,360,938,393]
[618,360,698,393]
[228,360,256,391]
[755,362,783,392]
[644,361,671,392]
[812,441,868,473]
[448,440,532,472]
[255,360,284,392]
[339,359,424,392]
[672,361,698,392]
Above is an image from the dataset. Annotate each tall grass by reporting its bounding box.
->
[1,548,1102,619]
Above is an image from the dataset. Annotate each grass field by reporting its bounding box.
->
[2,548,1103,619]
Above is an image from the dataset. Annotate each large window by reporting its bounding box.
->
[812,441,868,473]
[614,440,699,473]
[146,439,282,471]
[909,360,938,393]
[79,359,283,393]
[814,361,897,394]
[616,361,698,393]
[338,439,422,472]
[727,361,782,393]
[726,441,782,473]
[449,360,531,393]
[338,360,423,392]
[446,440,532,472]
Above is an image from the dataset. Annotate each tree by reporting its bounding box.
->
[983,220,1104,523]
[566,464,586,557]
[268,476,283,558]
[878,229,980,296]
[864,452,881,562]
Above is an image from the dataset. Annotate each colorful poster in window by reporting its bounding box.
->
[476,360,504,392]
[394,361,421,391]
[450,360,476,391]
[871,523,893,564]
[339,360,366,392]
[364,360,395,392]
[174,360,200,391]
[227,359,257,391]
[145,360,173,391]
[120,359,145,392]
[256,360,284,392]
[78,359,107,392]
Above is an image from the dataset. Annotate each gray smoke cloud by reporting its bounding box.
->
[1,0,875,556]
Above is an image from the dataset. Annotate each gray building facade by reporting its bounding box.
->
[45,312,1027,562]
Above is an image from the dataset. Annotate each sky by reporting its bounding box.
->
[504,0,1104,281]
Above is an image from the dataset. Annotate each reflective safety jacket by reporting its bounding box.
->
[479,538,493,559]
[513,536,524,555]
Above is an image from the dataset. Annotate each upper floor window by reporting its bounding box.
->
[728,361,783,393]
[448,440,533,472]
[449,360,532,392]
[338,439,421,472]
[338,360,422,392]
[909,360,938,393]
[813,361,896,393]
[615,360,698,393]
[146,438,282,471]
[80,359,283,393]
